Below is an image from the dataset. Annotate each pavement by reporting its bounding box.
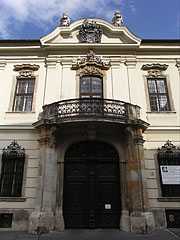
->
[0,229,179,240]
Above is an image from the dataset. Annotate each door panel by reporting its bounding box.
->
[63,141,121,229]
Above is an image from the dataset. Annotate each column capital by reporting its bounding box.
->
[176,59,180,71]
[38,125,57,148]
[0,61,6,71]
[125,57,137,69]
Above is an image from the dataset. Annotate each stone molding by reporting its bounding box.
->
[141,63,168,78]
[14,64,40,78]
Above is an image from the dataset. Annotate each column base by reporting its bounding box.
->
[54,209,65,231]
[120,211,130,232]
[29,211,54,234]
[130,212,155,234]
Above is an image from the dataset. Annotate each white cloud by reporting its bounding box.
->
[0,0,136,39]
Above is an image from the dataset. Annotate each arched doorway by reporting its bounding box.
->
[63,141,121,229]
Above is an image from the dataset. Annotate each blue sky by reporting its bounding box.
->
[0,0,179,40]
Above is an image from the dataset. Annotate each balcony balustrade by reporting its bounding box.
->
[42,98,140,122]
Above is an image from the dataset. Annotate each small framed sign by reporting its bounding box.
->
[105,204,111,209]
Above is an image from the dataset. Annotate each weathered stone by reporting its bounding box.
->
[152,209,167,228]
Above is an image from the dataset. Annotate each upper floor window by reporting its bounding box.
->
[13,78,35,111]
[0,141,25,197]
[80,76,103,98]
[147,78,170,111]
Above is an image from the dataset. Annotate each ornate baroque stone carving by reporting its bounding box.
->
[141,63,168,78]
[112,10,123,26]
[72,50,110,76]
[78,65,103,77]
[60,12,70,26]
[79,19,102,43]
[14,64,40,78]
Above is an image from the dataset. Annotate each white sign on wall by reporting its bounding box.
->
[160,165,180,185]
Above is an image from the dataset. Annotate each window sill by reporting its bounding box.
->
[146,111,176,114]
[0,197,26,202]
[5,111,36,114]
[158,197,180,202]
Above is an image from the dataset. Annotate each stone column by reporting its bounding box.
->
[29,124,58,234]
[127,127,155,234]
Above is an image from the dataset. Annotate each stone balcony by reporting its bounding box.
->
[40,98,147,128]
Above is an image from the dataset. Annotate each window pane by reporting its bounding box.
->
[150,95,159,111]
[14,96,23,111]
[159,96,169,111]
[26,80,35,93]
[17,81,25,93]
[148,80,157,93]
[23,96,32,111]
[92,77,102,93]
[81,77,90,93]
[157,80,166,93]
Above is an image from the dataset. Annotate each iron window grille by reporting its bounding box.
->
[157,141,180,197]
[13,77,35,111]
[0,141,25,197]
[147,78,170,111]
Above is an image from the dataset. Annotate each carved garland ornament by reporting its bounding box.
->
[141,63,168,78]
[14,64,40,78]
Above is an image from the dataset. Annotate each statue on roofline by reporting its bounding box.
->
[60,12,70,26]
[112,10,123,26]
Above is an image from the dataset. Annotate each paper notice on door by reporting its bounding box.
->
[105,204,111,209]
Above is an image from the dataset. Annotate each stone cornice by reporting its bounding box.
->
[141,63,168,71]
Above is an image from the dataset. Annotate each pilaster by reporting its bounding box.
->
[29,124,58,234]
[127,126,155,234]
[125,57,138,104]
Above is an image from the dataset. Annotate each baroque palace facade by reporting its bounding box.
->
[0,12,179,234]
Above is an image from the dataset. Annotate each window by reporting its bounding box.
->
[0,141,25,197]
[157,141,180,197]
[80,76,103,98]
[13,77,35,111]
[147,78,170,111]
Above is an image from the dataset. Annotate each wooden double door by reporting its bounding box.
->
[63,141,121,229]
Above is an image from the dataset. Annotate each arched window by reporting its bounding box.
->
[80,76,103,98]
[0,141,25,197]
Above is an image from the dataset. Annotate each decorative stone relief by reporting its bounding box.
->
[72,49,110,70]
[78,65,103,77]
[60,12,70,26]
[72,50,110,77]
[14,64,40,78]
[79,19,102,43]
[141,63,168,77]
[112,10,123,26]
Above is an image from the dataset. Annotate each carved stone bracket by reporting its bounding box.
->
[141,63,168,78]
[14,64,40,78]
[39,125,57,148]
[72,50,110,76]
[79,19,102,43]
